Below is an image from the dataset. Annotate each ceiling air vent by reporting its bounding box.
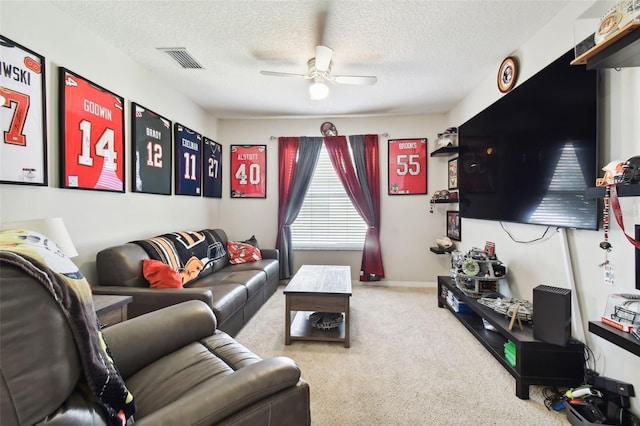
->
[157,47,204,69]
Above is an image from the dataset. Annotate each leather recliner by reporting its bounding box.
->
[0,262,311,425]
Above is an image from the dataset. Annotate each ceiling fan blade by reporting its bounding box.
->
[315,46,333,72]
[260,70,310,79]
[332,75,377,86]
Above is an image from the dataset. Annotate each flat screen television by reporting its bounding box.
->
[458,49,600,230]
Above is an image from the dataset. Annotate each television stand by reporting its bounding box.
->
[437,276,585,399]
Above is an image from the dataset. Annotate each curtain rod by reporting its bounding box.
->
[269,133,389,140]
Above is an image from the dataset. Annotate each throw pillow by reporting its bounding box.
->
[227,240,262,264]
[143,259,182,288]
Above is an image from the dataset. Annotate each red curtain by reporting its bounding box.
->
[276,137,299,249]
[324,135,384,281]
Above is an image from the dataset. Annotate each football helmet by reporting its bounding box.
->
[622,155,640,184]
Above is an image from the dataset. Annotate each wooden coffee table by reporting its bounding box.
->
[284,265,352,348]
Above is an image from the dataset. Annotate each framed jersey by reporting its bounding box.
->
[230,145,266,198]
[174,122,202,196]
[131,102,172,195]
[202,137,222,198]
[388,138,427,195]
[1,36,48,185]
[59,68,125,192]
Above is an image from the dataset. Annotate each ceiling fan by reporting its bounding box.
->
[260,45,377,99]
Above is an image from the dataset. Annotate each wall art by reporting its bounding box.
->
[230,144,266,198]
[131,102,172,195]
[1,35,48,185]
[59,67,125,192]
[203,137,222,198]
[447,210,461,241]
[174,122,202,196]
[388,138,427,195]
[448,156,458,190]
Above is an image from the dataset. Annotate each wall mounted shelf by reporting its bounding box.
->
[589,321,640,357]
[585,184,640,199]
[430,146,458,157]
[430,246,454,254]
[571,21,640,69]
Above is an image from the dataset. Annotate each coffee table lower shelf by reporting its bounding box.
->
[288,311,347,345]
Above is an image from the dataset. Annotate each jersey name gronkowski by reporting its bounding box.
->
[1,38,46,183]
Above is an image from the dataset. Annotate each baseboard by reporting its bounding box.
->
[358,280,436,288]
[280,279,437,289]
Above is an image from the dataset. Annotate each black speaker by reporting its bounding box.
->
[533,285,572,346]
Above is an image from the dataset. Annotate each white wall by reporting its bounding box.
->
[449,0,640,411]
[217,115,449,283]
[0,1,221,283]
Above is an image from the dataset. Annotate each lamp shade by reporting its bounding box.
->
[2,217,79,258]
[309,81,329,100]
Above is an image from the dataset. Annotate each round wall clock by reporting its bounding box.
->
[497,57,518,93]
[320,122,337,136]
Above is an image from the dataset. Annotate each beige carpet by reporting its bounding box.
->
[235,284,570,425]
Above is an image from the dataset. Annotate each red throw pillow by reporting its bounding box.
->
[143,259,183,288]
[227,240,262,264]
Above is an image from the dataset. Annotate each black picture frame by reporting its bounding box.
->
[131,102,172,195]
[59,67,125,192]
[448,156,458,190]
[174,122,202,196]
[447,210,461,241]
[202,137,222,198]
[0,35,48,185]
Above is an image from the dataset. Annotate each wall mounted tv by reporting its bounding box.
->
[458,49,600,230]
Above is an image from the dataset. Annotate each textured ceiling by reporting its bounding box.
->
[50,0,571,119]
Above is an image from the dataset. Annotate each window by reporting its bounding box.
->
[291,145,367,250]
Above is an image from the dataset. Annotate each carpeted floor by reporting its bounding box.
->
[235,284,571,425]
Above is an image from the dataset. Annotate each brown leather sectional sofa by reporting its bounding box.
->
[95,228,279,336]
[0,260,311,425]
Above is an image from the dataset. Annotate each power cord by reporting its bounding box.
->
[543,386,569,411]
[499,222,556,243]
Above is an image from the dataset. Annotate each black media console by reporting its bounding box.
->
[437,276,585,399]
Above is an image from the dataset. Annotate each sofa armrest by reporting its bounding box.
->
[260,248,279,261]
[92,285,214,317]
[133,357,302,425]
[103,300,217,378]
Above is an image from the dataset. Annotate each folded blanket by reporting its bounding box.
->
[0,229,135,426]
[132,229,226,285]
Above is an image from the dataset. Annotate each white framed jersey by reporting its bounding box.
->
[1,36,47,185]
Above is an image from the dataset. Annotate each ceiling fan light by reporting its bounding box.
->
[309,81,329,100]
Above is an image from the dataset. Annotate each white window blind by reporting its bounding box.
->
[291,145,367,250]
